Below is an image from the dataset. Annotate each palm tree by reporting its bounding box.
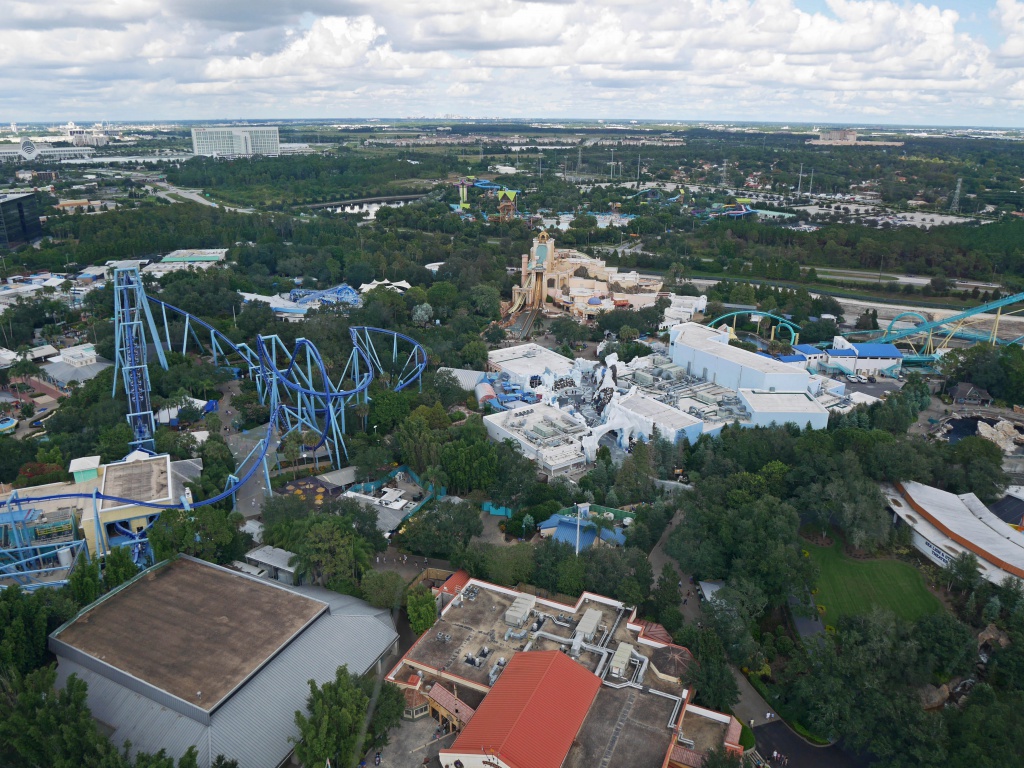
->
[10,359,40,386]
[420,465,448,496]
[353,402,370,431]
[281,432,302,475]
[288,548,320,587]
[300,429,320,471]
[589,512,619,547]
[350,536,372,582]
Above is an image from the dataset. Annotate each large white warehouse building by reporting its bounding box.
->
[669,323,811,392]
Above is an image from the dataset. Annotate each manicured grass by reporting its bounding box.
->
[806,540,942,624]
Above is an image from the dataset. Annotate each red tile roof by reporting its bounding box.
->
[403,687,429,709]
[441,651,601,768]
[440,569,471,595]
[639,619,674,645]
[725,716,742,748]
[426,683,476,724]
[669,744,704,767]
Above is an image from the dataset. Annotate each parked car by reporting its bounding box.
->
[845,374,858,383]
[867,375,877,383]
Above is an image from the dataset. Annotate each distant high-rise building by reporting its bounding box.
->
[191,127,280,157]
[0,192,43,249]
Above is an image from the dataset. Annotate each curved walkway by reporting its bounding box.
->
[754,721,870,768]
[649,507,868,767]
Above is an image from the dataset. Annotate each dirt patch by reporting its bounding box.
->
[799,530,833,548]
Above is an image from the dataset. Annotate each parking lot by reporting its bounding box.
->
[836,378,903,399]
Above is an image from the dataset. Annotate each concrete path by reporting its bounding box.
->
[647,502,783,738]
[372,710,456,767]
[369,547,452,583]
[647,506,703,624]
[152,182,254,213]
[731,668,778,729]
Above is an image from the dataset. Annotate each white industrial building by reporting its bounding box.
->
[191,127,280,157]
[659,294,708,330]
[483,403,589,477]
[600,389,705,447]
[792,340,903,377]
[886,481,1024,586]
[476,327,869,473]
[736,390,830,430]
[828,338,904,375]
[488,343,575,390]
[669,323,811,392]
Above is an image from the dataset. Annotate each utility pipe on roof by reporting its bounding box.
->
[531,630,613,678]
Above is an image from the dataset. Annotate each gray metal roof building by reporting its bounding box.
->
[50,556,399,768]
[41,357,113,387]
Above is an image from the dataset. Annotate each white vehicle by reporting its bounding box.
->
[857,375,869,383]
[845,374,858,383]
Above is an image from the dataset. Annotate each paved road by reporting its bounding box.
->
[648,503,782,731]
[732,669,778,729]
[646,508,706,626]
[755,721,870,768]
[225,427,272,518]
[152,182,253,213]
[836,379,902,399]
[218,380,274,517]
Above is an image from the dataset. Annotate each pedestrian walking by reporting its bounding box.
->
[772,750,777,761]
[683,598,688,605]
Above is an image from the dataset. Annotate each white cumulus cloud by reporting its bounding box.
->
[0,0,1021,124]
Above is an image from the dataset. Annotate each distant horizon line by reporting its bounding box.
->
[5,118,1024,131]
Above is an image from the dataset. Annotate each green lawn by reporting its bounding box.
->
[806,540,942,624]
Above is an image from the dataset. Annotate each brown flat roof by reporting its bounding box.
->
[101,455,170,509]
[54,557,325,710]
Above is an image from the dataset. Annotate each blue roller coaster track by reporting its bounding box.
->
[0,268,427,587]
[867,291,1024,350]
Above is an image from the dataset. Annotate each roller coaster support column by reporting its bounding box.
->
[114,268,167,452]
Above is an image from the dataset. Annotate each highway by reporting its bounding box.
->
[149,181,253,213]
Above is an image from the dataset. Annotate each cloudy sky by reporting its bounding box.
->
[5,0,1024,126]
